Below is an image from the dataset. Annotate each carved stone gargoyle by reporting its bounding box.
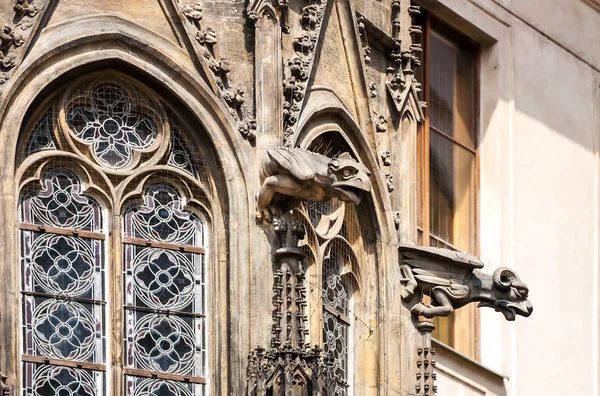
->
[400,245,533,321]
[256,148,372,221]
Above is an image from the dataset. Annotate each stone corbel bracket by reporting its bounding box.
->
[0,0,55,92]
[399,244,533,324]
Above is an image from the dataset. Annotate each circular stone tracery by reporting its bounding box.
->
[64,79,166,171]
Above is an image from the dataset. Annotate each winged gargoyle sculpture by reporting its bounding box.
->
[256,148,372,221]
[400,245,533,321]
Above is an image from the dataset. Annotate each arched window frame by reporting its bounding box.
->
[13,71,220,396]
[294,127,370,396]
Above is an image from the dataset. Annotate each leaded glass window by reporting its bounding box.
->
[66,83,159,170]
[123,184,206,395]
[322,250,350,396]
[21,169,106,396]
[301,143,363,396]
[26,110,57,156]
[18,72,213,395]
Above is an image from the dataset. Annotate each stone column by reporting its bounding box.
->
[246,212,333,396]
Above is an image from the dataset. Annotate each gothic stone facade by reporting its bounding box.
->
[0,0,533,395]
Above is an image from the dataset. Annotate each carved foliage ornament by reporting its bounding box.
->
[180,1,255,142]
[0,0,46,85]
[282,1,328,147]
[399,245,533,322]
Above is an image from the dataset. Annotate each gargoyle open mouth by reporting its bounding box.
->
[478,300,533,321]
[332,179,371,204]
[333,185,369,204]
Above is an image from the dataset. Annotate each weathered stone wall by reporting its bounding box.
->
[0,0,597,395]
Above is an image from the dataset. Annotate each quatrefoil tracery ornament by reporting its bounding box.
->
[59,75,171,174]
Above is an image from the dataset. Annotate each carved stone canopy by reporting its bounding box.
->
[399,245,533,322]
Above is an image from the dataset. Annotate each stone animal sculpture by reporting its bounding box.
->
[399,245,533,321]
[257,148,372,221]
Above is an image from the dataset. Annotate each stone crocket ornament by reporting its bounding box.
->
[400,245,533,321]
[256,148,372,221]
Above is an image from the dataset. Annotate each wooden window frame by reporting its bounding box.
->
[417,12,481,361]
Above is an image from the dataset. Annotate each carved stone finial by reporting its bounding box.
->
[385,1,426,117]
[256,148,372,222]
[399,245,533,322]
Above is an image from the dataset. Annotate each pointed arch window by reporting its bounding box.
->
[17,72,213,395]
[20,169,106,395]
[123,184,207,395]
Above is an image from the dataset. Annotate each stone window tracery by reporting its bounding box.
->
[302,195,362,396]
[18,72,211,396]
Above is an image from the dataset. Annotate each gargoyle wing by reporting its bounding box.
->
[413,268,470,299]
[267,149,316,181]
[413,268,452,287]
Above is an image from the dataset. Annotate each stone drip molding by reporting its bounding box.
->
[0,0,48,89]
[180,2,256,142]
[282,0,329,147]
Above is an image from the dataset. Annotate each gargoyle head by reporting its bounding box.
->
[477,267,533,321]
[327,152,372,205]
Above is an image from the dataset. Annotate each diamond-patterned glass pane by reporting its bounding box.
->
[23,297,104,363]
[22,232,104,299]
[124,246,203,312]
[26,110,56,156]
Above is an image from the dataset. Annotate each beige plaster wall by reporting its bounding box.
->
[422,0,600,395]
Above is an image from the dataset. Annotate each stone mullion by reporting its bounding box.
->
[110,212,124,396]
